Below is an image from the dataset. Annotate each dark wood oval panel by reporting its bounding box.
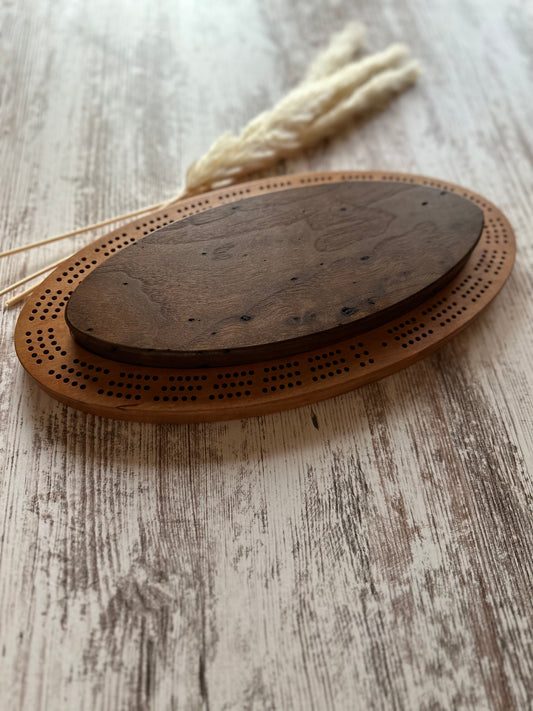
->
[65,181,483,367]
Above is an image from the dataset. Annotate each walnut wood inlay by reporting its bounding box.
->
[65,181,483,367]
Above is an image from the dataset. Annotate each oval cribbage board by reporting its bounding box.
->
[15,172,515,423]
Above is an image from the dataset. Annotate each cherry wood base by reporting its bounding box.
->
[15,171,515,423]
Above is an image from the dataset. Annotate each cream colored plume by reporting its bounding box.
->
[2,21,422,306]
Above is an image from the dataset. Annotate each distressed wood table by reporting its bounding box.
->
[1,1,532,709]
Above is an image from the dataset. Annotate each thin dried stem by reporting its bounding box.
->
[6,283,38,308]
[0,201,165,259]
[0,254,73,297]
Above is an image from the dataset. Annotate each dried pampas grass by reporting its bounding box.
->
[1,21,421,306]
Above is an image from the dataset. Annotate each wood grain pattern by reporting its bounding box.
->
[65,180,484,367]
[1,0,532,709]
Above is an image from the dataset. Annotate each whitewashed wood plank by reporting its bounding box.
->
[1,0,532,709]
